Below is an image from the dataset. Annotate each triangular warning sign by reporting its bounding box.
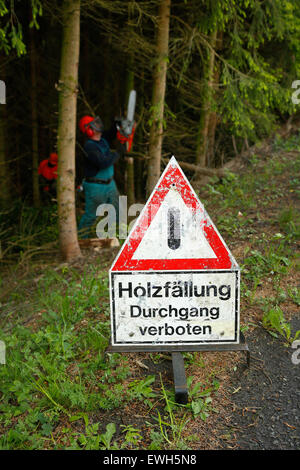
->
[111,157,238,272]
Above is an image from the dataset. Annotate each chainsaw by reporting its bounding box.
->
[116,89,136,152]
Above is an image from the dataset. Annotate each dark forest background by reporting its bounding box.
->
[0,0,299,260]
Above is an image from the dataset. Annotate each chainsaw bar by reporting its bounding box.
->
[118,89,136,138]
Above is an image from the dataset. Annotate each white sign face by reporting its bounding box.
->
[110,270,240,345]
[109,157,240,349]
[131,189,217,261]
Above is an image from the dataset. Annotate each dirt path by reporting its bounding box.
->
[220,317,300,450]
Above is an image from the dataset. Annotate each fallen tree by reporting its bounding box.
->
[177,160,225,178]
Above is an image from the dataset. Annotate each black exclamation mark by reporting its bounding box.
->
[168,207,181,250]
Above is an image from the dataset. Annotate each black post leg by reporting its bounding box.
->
[172,352,188,404]
[240,331,251,368]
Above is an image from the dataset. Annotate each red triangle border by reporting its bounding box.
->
[111,160,234,272]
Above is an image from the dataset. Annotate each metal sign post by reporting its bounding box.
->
[107,157,249,402]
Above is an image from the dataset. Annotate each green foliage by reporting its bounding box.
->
[166,0,300,155]
[262,306,300,345]
[127,375,157,406]
[243,249,291,279]
[68,420,143,450]
[277,208,300,242]
[69,421,119,450]
[186,376,219,420]
[216,0,298,139]
[273,132,300,152]
[287,287,300,307]
[0,201,59,262]
[120,424,143,447]
[155,374,190,450]
[0,0,42,56]
[201,143,299,342]
[0,266,131,448]
[149,373,219,450]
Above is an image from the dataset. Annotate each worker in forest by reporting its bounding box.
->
[38,152,58,198]
[78,115,125,239]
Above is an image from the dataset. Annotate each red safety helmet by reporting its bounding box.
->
[49,152,58,164]
[79,115,104,137]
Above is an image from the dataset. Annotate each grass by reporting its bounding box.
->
[1,264,221,450]
[202,139,300,342]
[0,131,299,449]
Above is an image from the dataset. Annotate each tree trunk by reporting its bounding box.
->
[206,32,222,167]
[135,70,145,202]
[30,25,40,208]
[125,55,135,208]
[177,160,224,178]
[195,30,217,167]
[57,0,81,261]
[146,0,171,197]
[126,156,135,207]
[206,102,218,167]
[82,23,90,93]
[0,58,11,204]
[0,105,10,204]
